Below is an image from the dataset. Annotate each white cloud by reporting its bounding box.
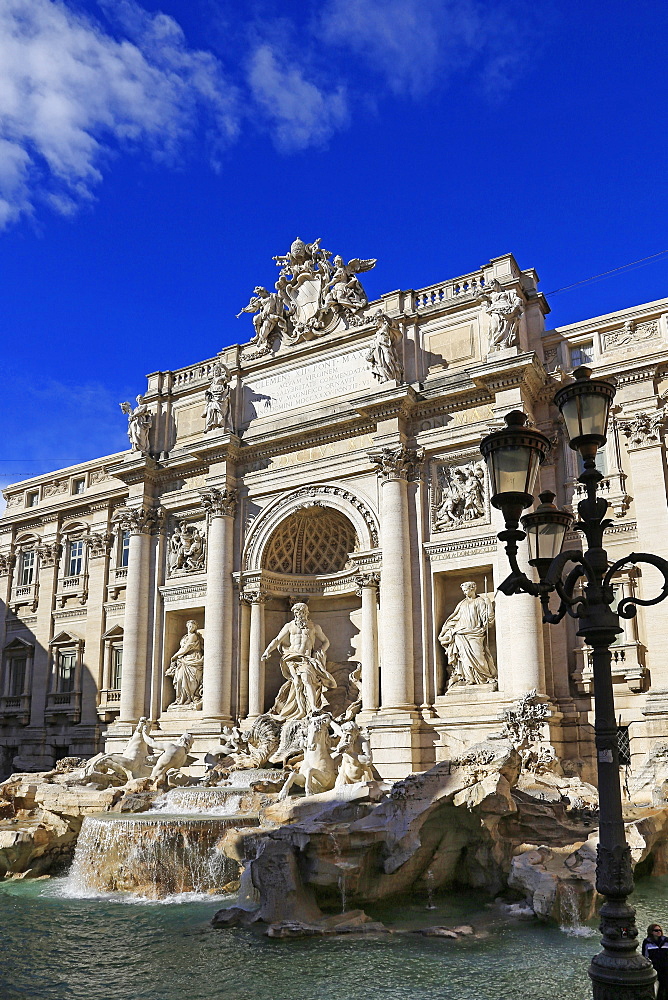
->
[0,0,238,226]
[316,0,523,99]
[247,44,347,152]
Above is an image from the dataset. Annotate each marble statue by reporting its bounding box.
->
[203,362,232,433]
[263,603,337,720]
[168,522,206,574]
[120,395,152,455]
[435,462,485,528]
[239,237,376,351]
[324,255,376,312]
[478,279,524,352]
[438,582,497,688]
[149,733,195,788]
[237,286,288,354]
[166,621,204,709]
[83,717,159,784]
[366,312,403,383]
[278,712,339,799]
[332,719,375,786]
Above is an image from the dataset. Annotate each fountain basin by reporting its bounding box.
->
[66,813,259,899]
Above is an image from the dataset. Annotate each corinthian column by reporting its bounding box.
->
[355,572,380,712]
[245,591,268,719]
[369,446,422,710]
[114,506,162,723]
[200,488,236,722]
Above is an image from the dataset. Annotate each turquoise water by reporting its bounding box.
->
[1,875,667,1000]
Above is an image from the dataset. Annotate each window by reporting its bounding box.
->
[72,479,85,495]
[111,647,123,690]
[55,651,76,693]
[578,448,607,477]
[26,492,38,508]
[7,656,26,697]
[617,726,631,767]
[67,539,84,577]
[571,341,594,368]
[120,531,130,568]
[19,551,35,586]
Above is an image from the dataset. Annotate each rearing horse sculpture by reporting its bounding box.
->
[278,712,338,800]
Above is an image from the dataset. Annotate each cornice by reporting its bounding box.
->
[423,533,498,560]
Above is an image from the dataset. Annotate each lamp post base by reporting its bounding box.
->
[589,896,657,1000]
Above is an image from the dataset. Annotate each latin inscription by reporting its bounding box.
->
[243,348,373,422]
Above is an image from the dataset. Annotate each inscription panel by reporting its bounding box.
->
[242,348,375,425]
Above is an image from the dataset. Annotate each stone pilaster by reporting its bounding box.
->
[369,446,422,709]
[113,506,162,723]
[618,406,668,692]
[245,590,267,719]
[200,487,236,723]
[355,572,380,713]
[29,539,61,729]
[81,528,113,727]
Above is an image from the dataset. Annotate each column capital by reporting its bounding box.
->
[617,406,668,449]
[112,505,163,535]
[200,487,237,518]
[241,588,268,605]
[37,541,62,567]
[88,531,114,559]
[355,571,380,596]
[368,445,424,482]
[0,552,16,576]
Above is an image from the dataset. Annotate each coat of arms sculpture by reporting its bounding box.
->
[237,237,376,357]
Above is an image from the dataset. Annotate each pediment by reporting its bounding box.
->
[50,629,83,646]
[102,624,124,640]
[3,636,34,653]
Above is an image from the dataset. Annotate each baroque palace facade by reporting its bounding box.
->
[2,240,668,780]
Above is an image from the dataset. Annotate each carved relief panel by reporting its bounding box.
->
[167,518,207,576]
[431,456,489,532]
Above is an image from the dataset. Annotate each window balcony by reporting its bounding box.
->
[9,583,38,613]
[56,574,88,608]
[573,641,647,694]
[0,694,31,725]
[97,689,121,720]
[45,691,81,724]
[108,567,128,601]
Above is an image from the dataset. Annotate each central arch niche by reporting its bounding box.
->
[262,504,357,576]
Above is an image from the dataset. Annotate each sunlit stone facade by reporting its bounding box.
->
[2,248,668,779]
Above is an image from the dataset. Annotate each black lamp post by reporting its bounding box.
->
[480,367,668,1000]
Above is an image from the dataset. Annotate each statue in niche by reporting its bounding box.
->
[166,620,204,709]
[168,522,206,574]
[263,603,337,720]
[478,279,524,352]
[434,462,485,528]
[120,395,152,455]
[366,311,403,383]
[203,362,233,433]
[438,582,497,688]
[236,286,288,354]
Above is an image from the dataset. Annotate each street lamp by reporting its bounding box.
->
[480,367,668,1000]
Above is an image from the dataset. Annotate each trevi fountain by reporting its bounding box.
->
[5,242,668,998]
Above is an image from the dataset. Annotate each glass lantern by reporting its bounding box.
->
[521,491,574,580]
[553,366,616,460]
[480,411,552,526]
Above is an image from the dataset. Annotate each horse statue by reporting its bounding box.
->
[84,717,160,785]
[278,712,338,800]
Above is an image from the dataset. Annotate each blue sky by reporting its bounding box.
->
[1,0,667,502]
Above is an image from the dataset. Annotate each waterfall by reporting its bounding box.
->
[148,787,247,816]
[558,883,595,936]
[63,814,258,900]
